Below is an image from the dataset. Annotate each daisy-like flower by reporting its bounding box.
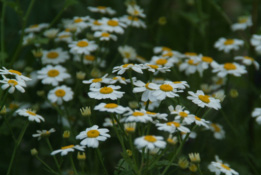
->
[231,16,252,31]
[179,56,203,76]
[82,74,110,88]
[141,100,160,111]
[143,64,170,74]
[76,125,110,148]
[212,62,247,77]
[133,80,157,102]
[187,90,221,110]
[32,128,55,140]
[87,6,116,15]
[112,63,143,75]
[250,34,261,54]
[167,134,178,145]
[48,85,74,105]
[192,116,209,128]
[127,5,146,18]
[88,19,103,31]
[73,54,105,67]
[156,121,190,133]
[252,108,261,124]
[134,135,166,151]
[118,45,137,63]
[150,56,177,68]
[199,55,217,71]
[88,85,124,100]
[37,65,71,86]
[119,15,146,28]
[22,33,35,45]
[0,76,26,93]
[94,103,128,114]
[110,76,129,85]
[209,123,225,139]
[169,105,194,125]
[153,46,172,54]
[103,118,118,127]
[210,157,239,175]
[25,23,49,33]
[94,31,117,41]
[69,39,98,55]
[71,16,90,29]
[124,123,136,133]
[98,18,127,34]
[146,111,168,121]
[16,108,45,123]
[41,48,69,64]
[0,67,31,82]
[214,38,244,53]
[171,81,190,89]
[234,56,259,70]
[51,145,85,156]
[55,31,72,43]
[43,28,59,39]
[123,109,153,123]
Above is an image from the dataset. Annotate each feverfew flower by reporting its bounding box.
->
[209,123,225,139]
[87,6,116,15]
[41,48,69,65]
[143,64,170,74]
[76,125,110,148]
[187,90,221,110]
[0,76,26,93]
[123,109,153,123]
[133,80,157,102]
[209,156,239,175]
[48,85,74,105]
[192,116,209,128]
[0,67,31,82]
[150,56,177,68]
[71,16,90,29]
[231,16,252,31]
[234,56,259,70]
[43,28,59,39]
[32,128,55,140]
[252,108,261,124]
[25,23,49,33]
[99,18,127,34]
[94,31,117,41]
[55,31,72,43]
[214,38,244,53]
[110,76,129,85]
[212,62,247,77]
[51,145,85,156]
[82,74,110,88]
[16,109,45,123]
[134,135,166,151]
[118,45,137,63]
[119,15,146,28]
[169,105,194,125]
[69,39,98,55]
[94,103,128,114]
[250,34,261,54]
[179,56,203,76]
[103,118,118,127]
[88,85,124,100]
[127,5,146,18]
[156,121,190,133]
[112,64,143,75]
[153,46,172,54]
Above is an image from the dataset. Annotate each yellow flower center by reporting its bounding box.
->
[167,138,176,144]
[8,80,18,86]
[195,116,201,121]
[224,39,234,45]
[85,55,95,61]
[104,103,118,108]
[223,63,236,70]
[162,47,172,52]
[173,81,182,84]
[93,20,102,26]
[188,59,199,65]
[146,111,156,115]
[77,41,89,47]
[9,70,22,76]
[185,52,197,56]
[100,87,113,94]
[145,83,154,90]
[97,6,106,10]
[144,135,157,142]
[211,123,221,132]
[101,32,110,37]
[47,69,60,77]
[122,63,133,68]
[26,110,36,116]
[221,164,231,170]
[156,58,167,65]
[244,56,254,61]
[132,112,144,116]
[47,52,59,59]
[201,56,213,63]
[30,24,39,29]
[74,18,83,23]
[124,52,131,58]
[238,18,247,23]
[134,10,140,15]
[87,129,100,138]
[55,89,66,97]
[198,95,210,103]
[167,121,180,127]
[179,112,188,118]
[148,64,159,69]
[61,145,74,150]
[125,127,135,132]
[92,78,102,83]
[107,20,119,26]
[162,52,173,57]
[160,84,173,92]
[127,16,139,21]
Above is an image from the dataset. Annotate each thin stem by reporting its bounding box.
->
[70,154,78,175]
[35,155,59,175]
[1,2,6,66]
[45,138,61,173]
[96,149,109,175]
[197,164,203,175]
[3,115,17,142]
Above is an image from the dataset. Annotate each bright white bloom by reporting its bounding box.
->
[209,123,225,139]
[22,33,35,45]
[179,56,203,76]
[41,48,69,64]
[212,62,247,77]
[140,100,160,111]
[98,18,127,34]
[156,121,190,133]
[234,56,259,70]
[252,108,261,124]
[25,23,49,33]
[109,76,129,85]
[119,15,146,28]
[73,54,105,67]
[214,38,244,53]
[43,28,59,39]
[169,105,194,125]
[127,5,146,18]
[71,16,90,29]
[145,111,168,121]
[32,128,55,140]
[55,31,72,43]
[199,55,217,72]
[153,46,172,54]
[124,123,136,133]
[250,34,261,54]
[48,85,74,105]
[171,81,190,89]
[37,65,71,86]
[88,19,103,31]
[209,156,239,175]
[82,74,110,88]
[143,64,170,74]
[94,103,128,114]
[51,145,85,156]
[118,45,137,63]
[112,63,143,75]
[103,118,118,127]
[134,135,166,151]
[231,16,252,31]
[76,125,110,148]
[69,39,98,55]
[16,109,45,123]
[211,90,226,102]
[94,31,117,41]
[0,76,26,93]
[192,116,209,128]
[0,67,31,82]
[150,56,177,68]
[123,109,153,123]
[187,90,221,110]
[87,6,116,15]
[133,80,157,102]
[88,85,124,100]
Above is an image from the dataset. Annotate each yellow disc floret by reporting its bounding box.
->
[144,135,157,142]
[198,95,210,103]
[100,87,113,94]
[77,41,89,47]
[87,130,100,138]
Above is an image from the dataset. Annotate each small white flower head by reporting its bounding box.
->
[123,109,153,123]
[94,31,117,41]
[172,81,190,89]
[112,63,143,75]
[170,105,195,125]
[76,125,110,148]
[234,56,259,70]
[48,85,74,105]
[0,67,31,82]
[167,134,178,145]
[134,135,166,151]
[252,108,261,124]
[88,85,124,100]
[16,108,45,123]
[23,33,35,45]
[103,118,118,127]
[37,65,71,86]
[212,62,247,77]
[25,23,49,33]
[179,56,203,76]
[156,121,190,133]
[118,45,137,63]
[82,74,110,88]
[250,34,261,54]
[209,123,225,139]
[71,16,90,29]
[127,5,146,18]
[110,76,129,85]
[214,38,244,53]
[73,54,105,67]
[146,111,168,121]
[88,19,103,31]
[51,145,85,156]
[140,100,160,111]
[119,15,146,28]
[153,46,172,54]
[193,116,209,128]
[0,76,26,93]
[32,128,55,140]
[87,6,116,15]
[55,31,72,43]
[41,48,69,65]
[209,156,239,175]
[98,17,127,34]
[211,90,226,102]
[43,28,59,39]
[124,122,136,133]
[133,80,157,102]
[199,55,218,73]
[150,56,177,68]
[69,39,98,55]
[94,103,128,114]
[231,16,252,31]
[187,90,221,110]
[143,64,170,74]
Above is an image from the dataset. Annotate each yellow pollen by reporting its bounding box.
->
[85,55,95,61]
[133,112,144,116]
[146,111,156,115]
[185,52,197,56]
[198,95,210,103]
[77,41,89,47]
[124,52,131,58]
[179,112,188,118]
[8,80,18,86]
[100,87,113,94]
[224,63,236,70]
[162,47,172,52]
[47,52,59,59]
[167,138,175,144]
[97,6,106,10]
[202,56,213,63]
[134,10,140,15]
[104,103,118,108]
[87,129,100,138]
[187,59,199,65]
[148,64,159,69]
[167,122,180,127]
[55,89,66,97]
[26,110,37,116]
[156,58,167,65]
[65,28,70,32]
[195,116,201,121]
[127,16,139,21]
[160,84,173,92]
[9,70,22,76]
[122,63,133,68]
[121,77,126,80]
[211,124,221,132]
[30,24,39,29]
[125,127,135,132]
[162,52,173,57]
[244,56,254,61]
[101,32,110,37]
[221,164,231,170]
[224,39,234,45]
[93,20,102,26]
[238,18,247,23]
[74,18,83,23]
[47,69,60,77]
[145,83,153,90]
[107,20,119,26]
[61,145,74,150]
[173,81,182,84]
[144,135,157,142]
[92,78,102,83]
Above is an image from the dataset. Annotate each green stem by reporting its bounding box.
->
[96,149,109,175]
[35,155,59,175]
[70,154,78,175]
[1,2,6,66]
[45,138,61,173]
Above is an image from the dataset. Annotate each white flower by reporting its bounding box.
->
[179,56,203,76]
[16,109,45,123]
[69,39,98,55]
[109,76,129,85]
[51,145,85,156]
[212,62,247,77]
[234,56,259,70]
[143,64,170,74]
[0,76,26,93]
[73,54,105,67]
[214,38,244,53]
[0,67,31,82]
[98,18,127,34]
[88,85,124,100]
[94,103,129,114]
[134,135,166,151]
[43,28,59,39]
[171,81,190,89]
[87,6,116,15]
[156,121,190,133]
[150,56,177,68]
[103,118,118,127]
[71,16,90,29]
[94,31,117,41]
[252,108,261,124]
[22,33,35,45]
[112,63,143,75]
[119,15,146,28]
[133,80,157,102]
[187,90,221,110]
[169,105,194,125]
[88,19,103,31]
[250,34,261,54]
[55,31,72,43]
[83,74,110,88]
[140,100,160,111]
[25,23,49,33]
[41,48,69,64]
[37,65,71,86]
[127,5,146,18]
[231,16,252,31]
[124,123,136,133]
[209,156,239,175]
[192,116,209,128]
[123,109,153,123]
[76,125,110,148]
[209,123,225,139]
[48,85,74,105]
[153,46,172,54]
[145,111,168,121]
[32,128,55,140]
[118,45,137,63]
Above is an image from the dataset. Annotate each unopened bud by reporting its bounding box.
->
[188,153,200,163]
[189,163,198,172]
[32,48,43,58]
[76,71,86,80]
[80,106,91,117]
[77,152,86,160]
[63,130,70,138]
[31,148,38,156]
[178,157,189,169]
